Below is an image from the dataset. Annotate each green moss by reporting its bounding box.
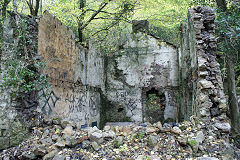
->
[194,118,200,125]
[137,132,145,139]
[53,117,61,121]
[114,140,121,148]
[142,156,152,160]
[189,139,197,147]
[179,125,187,130]
[146,139,154,147]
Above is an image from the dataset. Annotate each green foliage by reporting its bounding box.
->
[41,0,194,51]
[147,94,161,110]
[141,156,151,160]
[216,3,240,89]
[1,15,49,96]
[137,132,145,139]
[134,0,192,45]
[189,0,215,7]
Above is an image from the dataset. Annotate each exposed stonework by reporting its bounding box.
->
[179,6,227,122]
[103,33,179,123]
[38,11,101,129]
[0,6,230,150]
[38,12,179,126]
[0,16,34,150]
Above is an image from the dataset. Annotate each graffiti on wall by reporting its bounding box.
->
[65,92,88,113]
[39,89,60,115]
[89,96,99,117]
[115,90,140,116]
[64,91,100,123]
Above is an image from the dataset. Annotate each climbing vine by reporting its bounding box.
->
[0,15,49,97]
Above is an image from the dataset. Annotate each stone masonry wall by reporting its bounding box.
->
[180,6,227,123]
[0,7,230,151]
[103,33,179,123]
[0,16,33,150]
[38,12,179,126]
[38,11,101,129]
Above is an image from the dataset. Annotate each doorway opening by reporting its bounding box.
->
[145,88,166,123]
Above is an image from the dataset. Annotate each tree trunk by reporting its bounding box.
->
[216,0,227,11]
[2,0,11,18]
[226,52,240,137]
[78,0,86,42]
[33,0,40,16]
[26,0,40,16]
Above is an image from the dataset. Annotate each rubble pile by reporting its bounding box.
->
[0,117,239,160]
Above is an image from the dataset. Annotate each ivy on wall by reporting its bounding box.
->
[0,14,49,98]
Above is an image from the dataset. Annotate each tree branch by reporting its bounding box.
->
[34,0,40,16]
[93,17,131,23]
[78,0,112,31]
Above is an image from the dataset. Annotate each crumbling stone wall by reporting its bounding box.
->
[103,33,179,123]
[180,6,227,122]
[38,12,179,126]
[0,16,40,150]
[38,11,101,128]
[0,6,230,151]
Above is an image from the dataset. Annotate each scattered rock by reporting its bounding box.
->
[145,127,159,134]
[43,149,59,160]
[103,125,111,131]
[51,134,59,141]
[91,141,100,151]
[221,148,235,160]
[148,135,158,147]
[196,131,205,144]
[115,136,124,147]
[172,126,182,134]
[215,122,231,132]
[178,135,187,146]
[52,154,66,160]
[20,151,36,160]
[82,140,91,149]
[198,157,219,160]
[52,118,61,125]
[0,118,233,160]
[65,137,78,148]
[60,121,70,129]
[155,121,164,131]
[89,132,103,144]
[55,140,65,148]
[33,144,47,157]
[41,137,53,146]
[102,130,116,139]
[62,125,73,136]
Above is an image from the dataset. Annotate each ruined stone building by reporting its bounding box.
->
[0,6,228,149]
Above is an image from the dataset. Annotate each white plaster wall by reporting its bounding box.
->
[116,34,178,88]
[106,33,178,122]
[87,41,104,88]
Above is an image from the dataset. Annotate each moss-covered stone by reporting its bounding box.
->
[0,120,28,150]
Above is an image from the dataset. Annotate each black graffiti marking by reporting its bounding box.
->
[126,98,138,115]
[67,93,87,113]
[39,89,60,115]
[89,96,99,117]
[116,91,127,98]
[85,113,89,121]
[116,91,140,116]
[69,104,82,113]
